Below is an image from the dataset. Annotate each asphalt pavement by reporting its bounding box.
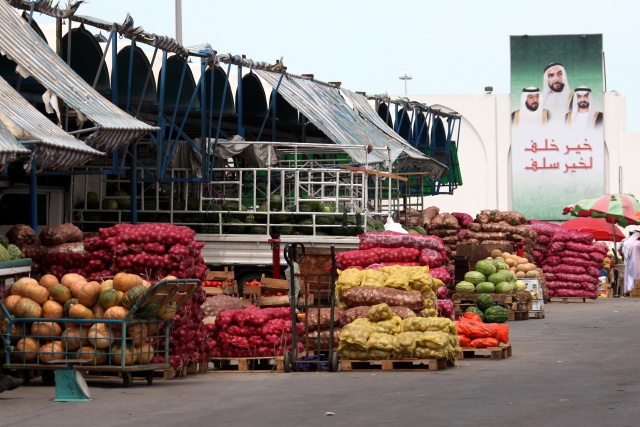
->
[1,297,639,427]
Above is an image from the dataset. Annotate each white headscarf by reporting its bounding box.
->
[542,63,572,119]
[516,87,545,126]
[568,86,596,127]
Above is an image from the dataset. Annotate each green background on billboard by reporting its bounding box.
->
[510,34,604,112]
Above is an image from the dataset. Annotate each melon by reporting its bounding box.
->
[484,305,509,323]
[475,282,496,293]
[464,271,486,285]
[455,281,476,294]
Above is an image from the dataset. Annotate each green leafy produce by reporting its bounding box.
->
[0,235,8,249]
[6,244,21,260]
[0,245,10,262]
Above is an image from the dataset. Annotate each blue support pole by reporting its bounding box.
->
[157,52,168,179]
[125,39,136,113]
[200,59,207,181]
[163,58,189,176]
[29,158,38,233]
[256,72,285,141]
[111,33,118,105]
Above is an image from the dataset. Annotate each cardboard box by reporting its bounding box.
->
[634,279,640,289]
[531,300,544,311]
[521,278,542,300]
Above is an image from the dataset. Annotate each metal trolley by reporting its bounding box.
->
[283,243,339,372]
[1,278,200,387]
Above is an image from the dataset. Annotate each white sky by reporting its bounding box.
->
[32,0,640,131]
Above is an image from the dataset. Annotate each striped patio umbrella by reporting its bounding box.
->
[562,194,640,227]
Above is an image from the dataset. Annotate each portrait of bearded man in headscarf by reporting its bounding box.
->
[542,62,573,124]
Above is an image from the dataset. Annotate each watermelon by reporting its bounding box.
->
[476,293,494,311]
[86,191,100,209]
[465,306,486,322]
[484,305,509,323]
[113,190,131,209]
[455,281,476,294]
[223,218,245,233]
[495,282,514,294]
[488,270,513,285]
[475,260,496,276]
[475,282,496,293]
[102,199,118,210]
[464,271,486,285]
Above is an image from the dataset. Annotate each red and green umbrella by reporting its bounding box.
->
[562,193,640,227]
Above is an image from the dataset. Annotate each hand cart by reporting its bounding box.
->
[1,278,200,387]
[283,243,339,372]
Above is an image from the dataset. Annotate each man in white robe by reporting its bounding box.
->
[542,63,573,124]
[511,87,549,126]
[565,86,603,127]
[620,231,640,295]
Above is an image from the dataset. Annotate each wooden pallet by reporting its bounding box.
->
[529,310,545,319]
[508,310,529,321]
[340,357,451,372]
[208,356,285,373]
[549,297,595,303]
[460,344,512,360]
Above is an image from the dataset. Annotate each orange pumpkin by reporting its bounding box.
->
[39,341,65,363]
[77,346,108,365]
[142,280,152,289]
[87,323,114,349]
[127,323,148,347]
[100,280,114,292]
[163,275,178,281]
[39,274,60,290]
[147,322,160,336]
[92,303,106,319]
[31,321,62,341]
[98,289,122,309]
[104,306,129,323]
[61,325,89,351]
[70,280,88,298]
[10,277,39,295]
[135,343,155,364]
[3,295,22,315]
[113,272,143,292]
[14,297,42,318]
[77,281,102,307]
[69,304,94,320]
[61,273,86,289]
[23,283,50,305]
[157,302,178,321]
[49,284,72,304]
[42,300,64,319]
[110,343,138,366]
[14,337,39,362]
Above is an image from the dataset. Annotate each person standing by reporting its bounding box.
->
[511,87,549,125]
[542,62,573,123]
[619,231,640,296]
[565,86,603,127]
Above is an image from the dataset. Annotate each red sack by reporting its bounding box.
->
[496,324,509,344]
[470,337,500,348]
[458,334,471,347]
[455,318,499,339]
[462,312,483,323]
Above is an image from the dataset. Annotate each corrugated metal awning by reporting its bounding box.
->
[0,122,29,173]
[254,71,447,180]
[0,75,104,171]
[0,1,157,153]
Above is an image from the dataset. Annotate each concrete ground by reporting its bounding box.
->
[1,298,640,427]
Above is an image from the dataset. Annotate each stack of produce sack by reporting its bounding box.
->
[208,305,305,358]
[305,307,343,350]
[455,311,509,348]
[540,230,605,299]
[345,231,452,284]
[425,212,462,275]
[338,303,461,360]
[36,223,207,283]
[336,265,442,317]
[461,209,538,262]
[201,295,244,319]
[154,288,210,371]
[13,224,85,277]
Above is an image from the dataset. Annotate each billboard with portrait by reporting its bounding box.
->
[510,34,604,220]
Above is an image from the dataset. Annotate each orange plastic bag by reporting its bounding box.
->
[455,319,498,339]
[496,324,509,344]
[462,312,483,323]
[470,337,499,348]
[457,334,471,347]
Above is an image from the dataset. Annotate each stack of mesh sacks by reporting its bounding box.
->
[346,231,452,285]
[461,209,538,262]
[338,303,461,360]
[336,265,442,318]
[527,220,604,299]
[426,210,474,275]
[17,223,85,277]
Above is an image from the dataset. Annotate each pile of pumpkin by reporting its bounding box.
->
[1,272,175,366]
